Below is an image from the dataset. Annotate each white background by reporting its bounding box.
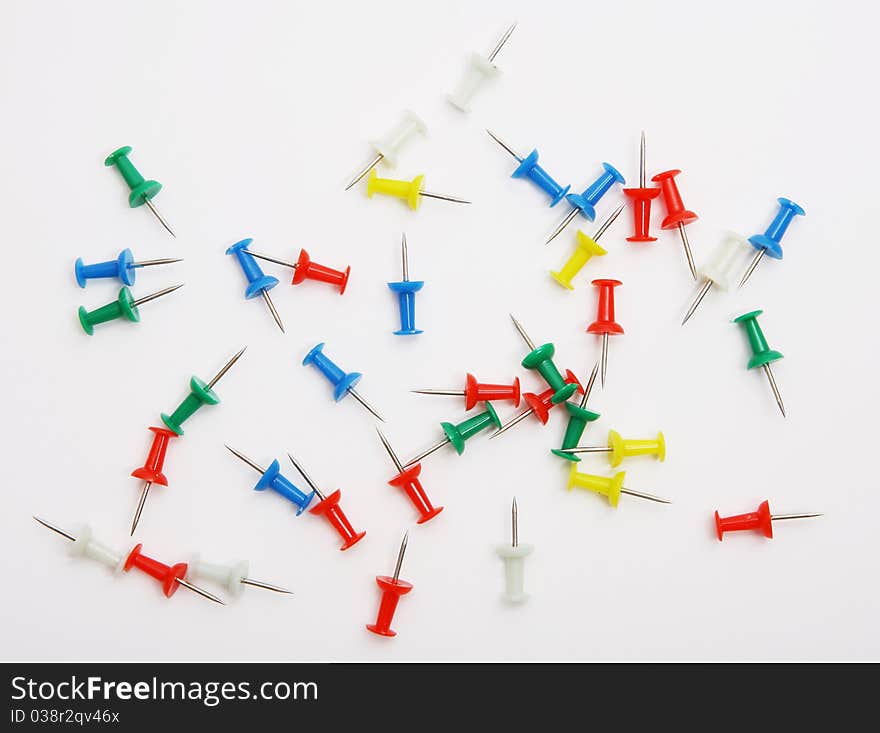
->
[1,0,878,661]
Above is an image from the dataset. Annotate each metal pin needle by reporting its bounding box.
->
[401,233,409,281]
[225,445,267,474]
[345,152,384,192]
[287,453,326,501]
[678,223,698,281]
[509,313,537,351]
[763,363,786,417]
[639,130,646,189]
[486,130,523,162]
[739,249,765,289]
[376,428,405,473]
[248,251,298,269]
[130,482,151,536]
[143,198,176,238]
[600,333,609,388]
[33,516,77,542]
[512,496,518,548]
[208,347,247,390]
[403,437,450,467]
[419,189,471,205]
[261,290,285,333]
[347,387,385,422]
[240,577,293,594]
[771,512,823,521]
[130,283,184,308]
[620,487,672,504]
[131,257,183,268]
[174,576,226,605]
[487,22,517,64]
[681,279,714,326]
[392,532,408,583]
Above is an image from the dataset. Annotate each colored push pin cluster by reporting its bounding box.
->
[377,429,443,524]
[653,168,699,280]
[487,131,570,207]
[566,465,671,507]
[226,239,284,332]
[623,132,661,243]
[104,146,175,237]
[558,429,665,467]
[78,284,183,335]
[75,249,181,288]
[248,248,351,295]
[345,111,428,191]
[550,204,624,290]
[413,373,521,411]
[226,446,316,516]
[366,533,411,638]
[366,170,471,210]
[739,198,806,289]
[733,310,786,417]
[681,234,751,325]
[187,555,291,597]
[387,234,424,335]
[587,279,624,388]
[545,162,625,245]
[492,369,583,439]
[551,363,600,461]
[129,427,177,536]
[714,500,821,541]
[404,403,501,466]
[447,23,516,112]
[161,347,246,436]
[496,498,532,604]
[510,315,578,403]
[302,343,385,421]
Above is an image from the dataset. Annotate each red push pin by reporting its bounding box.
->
[249,248,351,294]
[714,500,822,541]
[123,543,224,604]
[623,132,661,242]
[652,168,699,280]
[587,279,623,389]
[376,429,443,524]
[129,427,178,536]
[366,532,413,638]
[288,454,366,551]
[411,373,521,410]
[491,370,583,439]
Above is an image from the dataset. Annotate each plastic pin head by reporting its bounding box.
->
[748,198,806,260]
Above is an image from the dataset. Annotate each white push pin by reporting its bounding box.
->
[447,23,517,112]
[187,556,292,598]
[495,497,532,604]
[68,522,127,574]
[345,111,428,191]
[681,234,751,325]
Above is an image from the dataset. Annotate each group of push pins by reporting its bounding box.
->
[43,22,821,637]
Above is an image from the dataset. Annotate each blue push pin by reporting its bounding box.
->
[487,130,571,207]
[226,447,315,515]
[74,248,182,288]
[546,163,626,244]
[302,342,385,421]
[225,238,284,332]
[387,233,424,336]
[739,198,806,288]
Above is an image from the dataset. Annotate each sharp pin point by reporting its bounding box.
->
[33,516,76,542]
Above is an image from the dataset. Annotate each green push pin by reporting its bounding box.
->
[551,362,601,462]
[104,146,175,238]
[510,315,578,403]
[160,347,247,435]
[733,309,786,417]
[77,284,183,335]
[404,403,502,467]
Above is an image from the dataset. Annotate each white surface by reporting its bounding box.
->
[1,0,878,661]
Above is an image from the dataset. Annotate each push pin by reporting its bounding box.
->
[161,347,247,435]
[447,22,517,112]
[130,427,178,536]
[366,170,470,210]
[104,146,175,237]
[366,532,412,637]
[652,169,699,279]
[491,370,583,439]
[566,465,671,507]
[550,204,624,290]
[404,403,502,467]
[715,500,821,540]
[248,248,350,294]
[486,130,571,206]
[496,498,532,603]
[288,454,366,551]
[551,362,600,461]
[510,315,578,403]
[387,233,424,335]
[681,234,751,325]
[124,543,225,604]
[412,373,521,411]
[546,162,625,244]
[345,111,428,191]
[302,342,384,421]
[623,132,661,242]
[78,284,183,335]
[376,429,443,524]
[733,310,786,417]
[187,556,292,597]
[74,249,181,288]
[226,239,284,332]
[558,429,665,468]
[587,279,623,388]
[739,198,806,288]
[34,517,126,575]
[226,446,316,515]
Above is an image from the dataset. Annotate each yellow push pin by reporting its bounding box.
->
[366,170,470,210]
[557,430,665,468]
[549,204,624,289]
[566,464,670,507]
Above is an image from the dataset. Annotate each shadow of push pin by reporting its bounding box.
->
[387,233,424,335]
[226,446,316,516]
[412,373,521,411]
[78,284,183,335]
[623,132,662,242]
[715,500,821,541]
[161,347,247,435]
[345,111,428,191]
[367,533,412,637]
[510,315,578,403]
[226,239,284,332]
[448,22,517,112]
[288,454,366,551]
[376,428,443,524]
[491,369,583,439]
[496,497,532,603]
[566,465,671,507]
[302,342,384,422]
[187,556,291,597]
[75,248,181,288]
[652,169,699,280]
[733,310,786,417]
[546,162,626,245]
[124,543,225,604]
[404,403,502,467]
[34,517,126,575]
[486,130,571,207]
[129,427,178,536]
[558,429,665,468]
[551,362,600,461]
[104,146,175,237]
[587,279,623,388]
[367,170,470,210]
[681,234,751,325]
[248,248,351,294]
[550,204,624,290]
[739,198,806,289]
